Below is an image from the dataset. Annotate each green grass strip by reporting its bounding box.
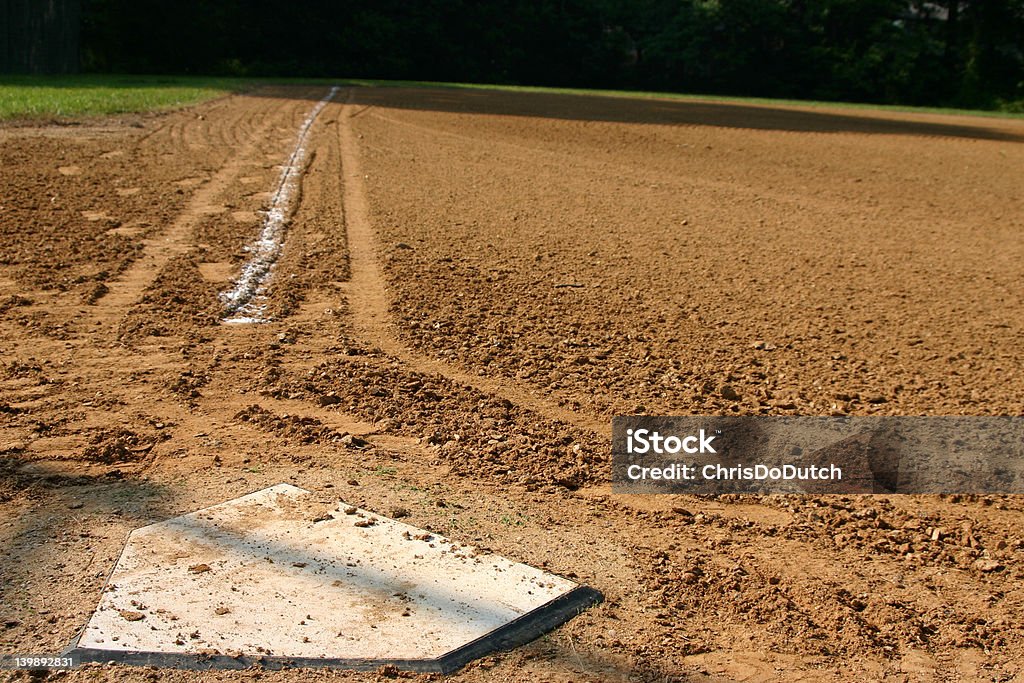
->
[0,74,249,120]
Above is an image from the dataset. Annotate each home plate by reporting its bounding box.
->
[66,484,601,672]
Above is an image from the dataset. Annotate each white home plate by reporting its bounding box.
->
[68,484,600,672]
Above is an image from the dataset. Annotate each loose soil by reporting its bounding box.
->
[1,85,1023,682]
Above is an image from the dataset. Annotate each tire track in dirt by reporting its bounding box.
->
[338,93,607,437]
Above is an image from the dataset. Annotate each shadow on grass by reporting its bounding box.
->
[342,85,1024,142]
[232,81,1024,142]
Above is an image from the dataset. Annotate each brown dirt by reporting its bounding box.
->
[1,85,1023,683]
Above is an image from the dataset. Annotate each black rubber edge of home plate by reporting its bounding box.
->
[62,585,604,674]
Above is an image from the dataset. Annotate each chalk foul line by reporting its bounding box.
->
[220,86,340,324]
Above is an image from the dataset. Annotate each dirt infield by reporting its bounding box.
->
[1,85,1022,682]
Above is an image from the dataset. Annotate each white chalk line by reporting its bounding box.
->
[221,86,340,324]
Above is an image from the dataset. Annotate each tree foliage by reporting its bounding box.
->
[76,0,1024,109]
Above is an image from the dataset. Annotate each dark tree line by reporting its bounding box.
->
[9,0,1024,109]
[1,0,80,74]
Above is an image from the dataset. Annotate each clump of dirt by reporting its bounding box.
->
[81,281,109,305]
[1,359,51,382]
[0,459,23,503]
[234,404,368,447]
[0,402,24,415]
[168,369,210,400]
[81,427,158,464]
[0,294,33,314]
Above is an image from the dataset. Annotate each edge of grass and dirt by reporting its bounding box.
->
[3,73,1023,123]
[0,74,245,120]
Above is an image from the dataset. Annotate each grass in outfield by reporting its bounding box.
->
[0,74,247,120]
[2,73,1020,122]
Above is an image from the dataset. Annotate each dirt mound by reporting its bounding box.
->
[81,427,161,464]
[277,351,604,490]
[234,403,367,447]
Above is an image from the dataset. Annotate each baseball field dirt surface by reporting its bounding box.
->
[2,84,1023,681]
